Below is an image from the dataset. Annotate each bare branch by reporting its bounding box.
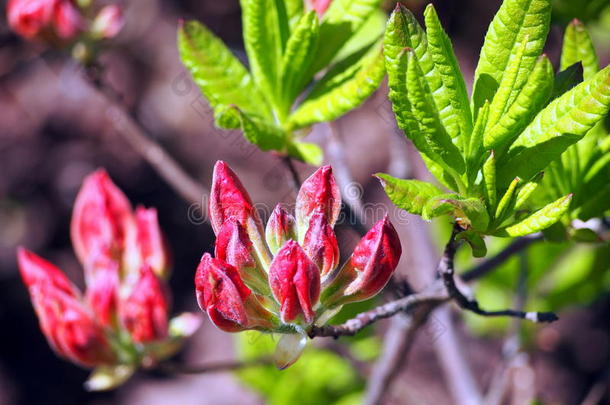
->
[85,62,209,208]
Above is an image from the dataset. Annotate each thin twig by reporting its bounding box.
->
[156,356,272,375]
[281,155,302,195]
[84,62,209,207]
[440,225,557,323]
[308,287,447,338]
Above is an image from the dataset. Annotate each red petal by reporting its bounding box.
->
[17,247,79,297]
[134,206,169,277]
[7,0,54,39]
[71,169,134,267]
[295,166,341,235]
[209,161,258,234]
[120,266,169,343]
[302,211,339,277]
[269,241,320,324]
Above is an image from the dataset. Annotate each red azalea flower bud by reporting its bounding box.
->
[134,206,169,278]
[322,216,402,306]
[30,286,115,367]
[305,0,332,17]
[90,4,123,39]
[209,161,271,267]
[7,0,54,39]
[17,247,78,297]
[215,218,269,295]
[195,254,275,332]
[52,0,82,39]
[83,245,119,327]
[71,169,134,268]
[295,166,341,240]
[120,266,169,343]
[269,240,320,324]
[265,204,297,255]
[303,210,339,278]
[209,161,258,234]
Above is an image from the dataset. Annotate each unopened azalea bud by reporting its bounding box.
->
[120,266,169,343]
[269,241,320,324]
[209,161,259,234]
[53,0,82,39]
[209,161,271,267]
[265,204,297,255]
[322,216,401,306]
[215,218,269,294]
[71,169,134,267]
[17,247,79,296]
[305,0,332,17]
[195,254,275,332]
[134,206,169,278]
[7,0,54,39]
[303,210,339,278]
[90,4,123,39]
[295,166,341,241]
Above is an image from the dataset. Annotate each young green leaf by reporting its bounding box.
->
[287,142,323,166]
[309,0,383,75]
[375,173,444,216]
[285,0,305,31]
[280,11,320,106]
[466,101,490,185]
[514,172,544,210]
[484,55,554,151]
[405,50,465,174]
[499,194,572,237]
[495,177,520,223]
[423,195,489,231]
[472,0,551,113]
[240,0,284,104]
[560,19,599,80]
[497,65,610,186]
[483,151,497,209]
[456,231,487,258]
[288,44,385,129]
[486,35,529,130]
[234,108,287,152]
[424,4,472,140]
[178,20,270,127]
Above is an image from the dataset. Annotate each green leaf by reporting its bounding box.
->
[241,0,284,104]
[552,62,584,100]
[486,35,529,130]
[483,151,497,209]
[285,0,305,31]
[576,184,610,220]
[288,44,385,129]
[495,177,520,223]
[235,108,288,151]
[466,102,490,185]
[405,49,465,174]
[560,19,599,80]
[472,0,551,113]
[287,142,323,165]
[309,0,383,75]
[423,195,489,231]
[514,172,544,210]
[280,11,320,106]
[375,173,444,216]
[456,230,488,258]
[424,4,472,140]
[177,20,270,127]
[484,55,554,152]
[497,66,610,186]
[500,194,572,237]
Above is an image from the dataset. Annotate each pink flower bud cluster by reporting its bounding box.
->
[17,170,199,388]
[195,161,402,335]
